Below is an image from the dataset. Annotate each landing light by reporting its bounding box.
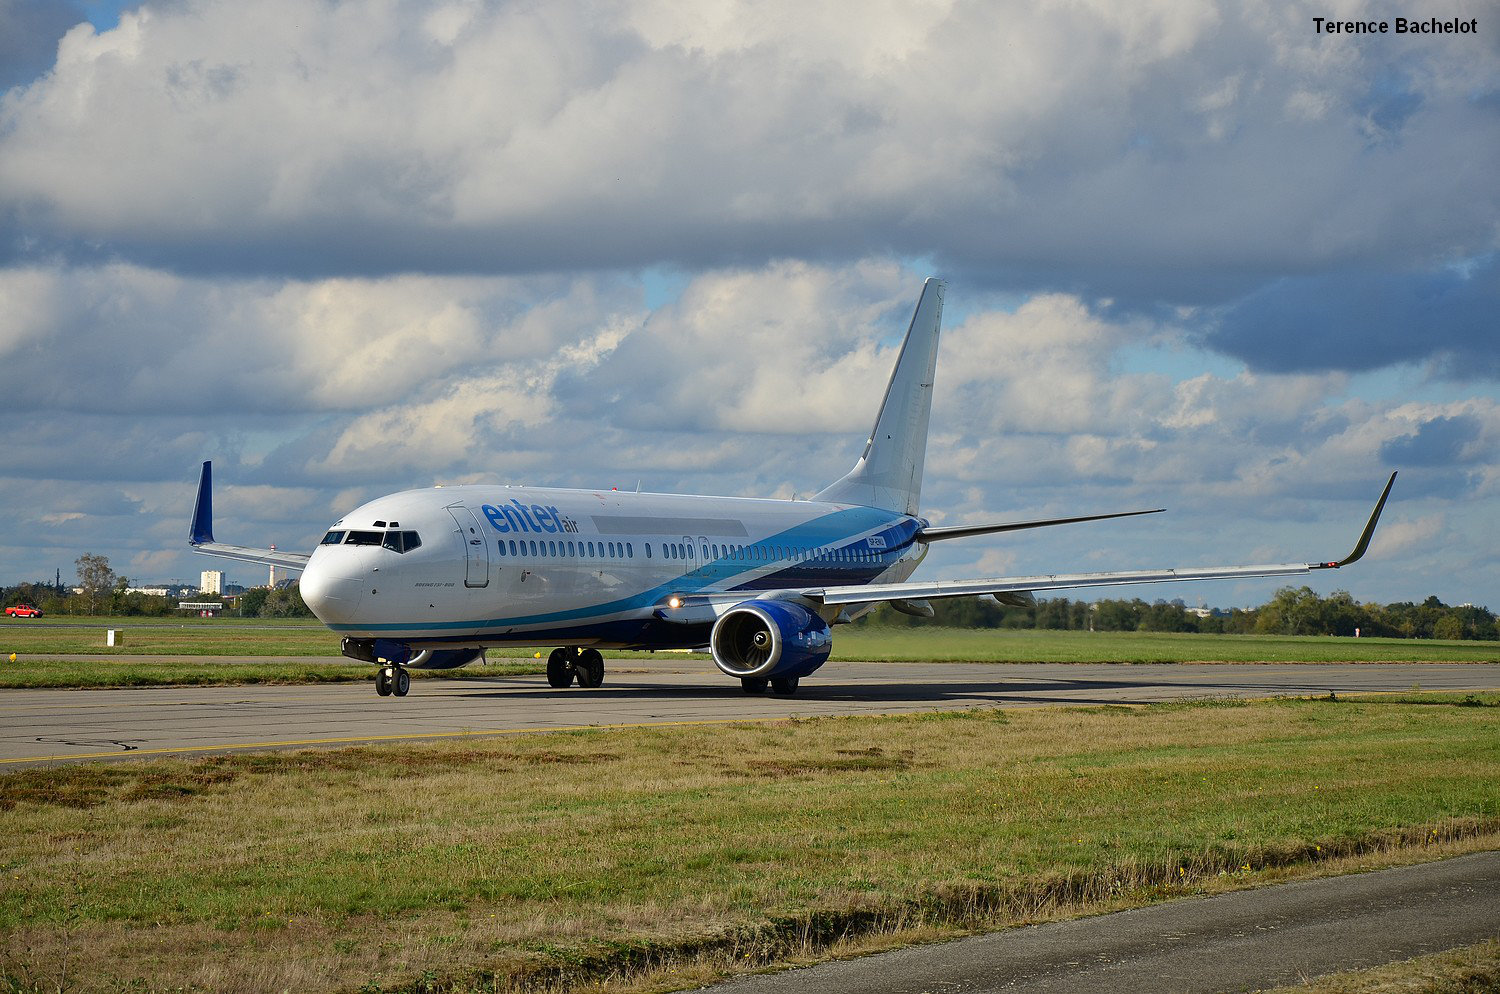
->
[667,595,683,609]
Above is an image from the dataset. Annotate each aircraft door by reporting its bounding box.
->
[447,506,491,588]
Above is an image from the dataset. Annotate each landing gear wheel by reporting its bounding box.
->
[576,648,605,688]
[375,668,393,697]
[770,676,800,696]
[393,668,411,697]
[741,677,769,694]
[547,647,578,688]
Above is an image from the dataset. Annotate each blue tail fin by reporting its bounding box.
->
[814,278,945,515]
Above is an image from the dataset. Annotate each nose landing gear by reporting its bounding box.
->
[547,647,605,689]
[375,665,410,697]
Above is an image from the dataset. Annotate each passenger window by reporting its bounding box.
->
[509,540,518,555]
[496,541,506,556]
[646,543,652,558]
[320,531,346,545]
[626,542,633,557]
[530,540,538,555]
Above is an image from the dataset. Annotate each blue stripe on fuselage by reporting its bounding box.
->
[325,506,919,636]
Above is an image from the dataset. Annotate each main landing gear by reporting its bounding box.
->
[375,665,410,697]
[547,647,605,689]
[742,676,800,695]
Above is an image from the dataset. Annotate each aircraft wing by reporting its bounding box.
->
[187,461,311,572]
[808,471,1397,609]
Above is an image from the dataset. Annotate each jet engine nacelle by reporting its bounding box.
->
[407,648,485,670]
[710,600,832,681]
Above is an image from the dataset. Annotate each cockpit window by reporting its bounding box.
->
[345,531,383,545]
[320,531,346,545]
[381,530,422,553]
[380,530,423,553]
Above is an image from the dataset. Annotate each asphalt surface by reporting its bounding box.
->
[709,852,1500,994]
[2,659,1498,765]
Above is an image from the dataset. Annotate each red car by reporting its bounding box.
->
[4,604,42,618]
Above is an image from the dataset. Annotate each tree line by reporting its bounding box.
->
[2,556,1493,638]
[0,554,313,618]
[856,586,1497,641]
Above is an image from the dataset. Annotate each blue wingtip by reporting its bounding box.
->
[189,461,214,545]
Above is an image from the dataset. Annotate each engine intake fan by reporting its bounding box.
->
[710,600,832,680]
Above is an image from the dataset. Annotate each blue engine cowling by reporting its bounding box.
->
[710,600,832,681]
[407,648,485,670]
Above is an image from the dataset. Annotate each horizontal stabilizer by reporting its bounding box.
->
[918,507,1165,542]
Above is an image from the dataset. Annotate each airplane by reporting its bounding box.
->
[187,278,1397,698]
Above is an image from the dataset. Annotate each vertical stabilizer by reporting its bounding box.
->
[814,278,945,514]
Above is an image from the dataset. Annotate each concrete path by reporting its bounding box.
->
[710,852,1500,993]
[2,660,1497,765]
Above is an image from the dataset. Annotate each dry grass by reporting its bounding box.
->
[1,696,1497,993]
[1264,938,1500,993]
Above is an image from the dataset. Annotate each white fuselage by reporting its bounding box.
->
[299,485,928,649]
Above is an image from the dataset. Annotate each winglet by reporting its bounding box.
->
[1315,471,1397,569]
[189,461,214,546]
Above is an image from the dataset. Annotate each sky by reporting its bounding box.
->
[1,0,1497,610]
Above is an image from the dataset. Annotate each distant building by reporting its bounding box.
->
[200,570,224,595]
[127,586,172,597]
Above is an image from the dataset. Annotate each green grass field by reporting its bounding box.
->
[833,627,1500,664]
[2,695,1497,993]
[0,616,334,656]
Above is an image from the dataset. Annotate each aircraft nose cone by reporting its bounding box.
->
[300,552,367,625]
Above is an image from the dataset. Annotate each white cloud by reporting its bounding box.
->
[1371,513,1446,561]
[0,2,1496,609]
[0,264,637,416]
[1,0,1492,288]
